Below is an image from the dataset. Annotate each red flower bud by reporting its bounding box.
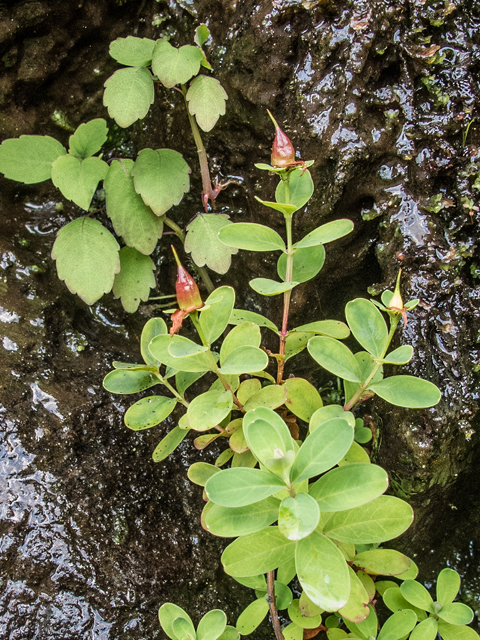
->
[268,110,296,168]
[172,246,203,311]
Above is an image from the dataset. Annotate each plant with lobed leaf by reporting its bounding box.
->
[0,24,474,640]
[0,27,235,311]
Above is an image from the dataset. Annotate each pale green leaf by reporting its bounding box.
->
[173,616,196,640]
[187,389,233,431]
[68,119,108,159]
[243,407,295,464]
[52,217,120,305]
[109,36,155,67]
[221,527,296,577]
[199,286,236,344]
[296,531,350,610]
[195,24,210,47]
[149,334,214,372]
[287,599,323,629]
[220,322,261,362]
[159,604,194,640]
[105,159,163,255]
[309,405,355,432]
[218,346,268,375]
[152,39,204,87]
[204,497,280,537]
[409,618,438,640]
[255,197,297,216]
[132,148,190,215]
[187,75,228,132]
[249,278,299,296]
[185,214,237,274]
[345,298,388,358]
[0,135,66,183]
[217,627,239,640]
[369,376,441,408]
[51,155,108,210]
[275,168,314,211]
[152,425,190,462]
[290,418,354,483]
[309,463,388,512]
[292,320,350,339]
[437,568,461,606]
[187,462,220,486]
[103,368,158,394]
[338,566,369,623]
[277,245,325,283]
[237,379,262,405]
[219,223,286,252]
[205,468,285,507]
[229,309,278,332]
[323,495,414,544]
[283,377,323,422]
[283,623,303,640]
[353,549,411,576]
[113,247,155,312]
[377,610,417,640]
[399,580,435,612]
[197,610,227,640]
[141,317,168,366]
[243,385,287,411]
[437,620,480,640]
[294,219,354,248]
[236,598,269,635]
[124,396,177,430]
[308,336,362,383]
[379,345,414,365]
[103,67,154,128]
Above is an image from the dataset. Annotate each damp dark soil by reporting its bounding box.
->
[1,0,480,638]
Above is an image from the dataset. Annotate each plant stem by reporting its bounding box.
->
[277,174,294,385]
[164,216,215,294]
[154,372,189,408]
[267,571,284,640]
[343,315,401,411]
[181,85,216,209]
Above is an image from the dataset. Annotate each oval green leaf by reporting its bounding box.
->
[205,468,286,507]
[197,610,227,640]
[352,549,411,576]
[222,527,296,577]
[283,377,323,422]
[294,219,354,248]
[323,495,414,544]
[290,418,354,483]
[345,298,388,358]
[296,531,350,611]
[187,389,233,432]
[152,425,189,462]
[249,278,299,297]
[437,568,461,606]
[309,463,388,512]
[308,336,362,383]
[369,376,441,408]
[218,345,269,375]
[124,396,176,430]
[377,609,417,640]
[199,286,236,345]
[204,497,280,537]
[236,598,269,635]
[103,368,158,394]
[219,223,286,252]
[277,245,325,283]
[275,168,314,211]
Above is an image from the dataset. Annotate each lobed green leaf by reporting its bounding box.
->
[51,155,108,210]
[52,217,120,305]
[109,36,155,67]
[0,135,66,184]
[185,214,238,274]
[103,67,154,128]
[113,247,156,312]
[68,119,108,159]
[186,75,228,132]
[152,39,204,88]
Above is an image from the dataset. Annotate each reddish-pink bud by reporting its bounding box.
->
[268,110,295,168]
[171,246,203,312]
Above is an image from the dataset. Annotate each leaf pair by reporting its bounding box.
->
[159,604,237,640]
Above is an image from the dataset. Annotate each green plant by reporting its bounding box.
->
[0,25,475,640]
[0,26,233,310]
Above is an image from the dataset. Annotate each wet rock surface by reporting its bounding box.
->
[1,0,480,637]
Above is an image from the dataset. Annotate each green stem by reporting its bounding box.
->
[181,85,215,207]
[276,175,294,385]
[343,315,401,411]
[154,372,189,408]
